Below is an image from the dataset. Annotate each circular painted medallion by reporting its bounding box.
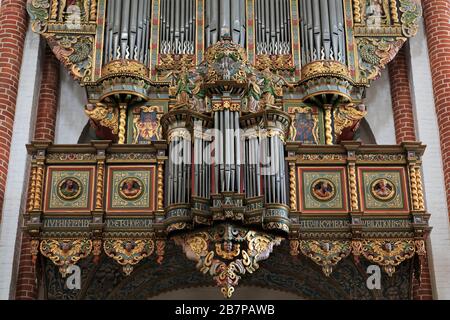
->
[119,177,144,200]
[371,178,396,201]
[311,178,336,201]
[57,177,82,200]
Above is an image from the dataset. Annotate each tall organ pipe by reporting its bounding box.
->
[255,0,291,55]
[103,0,151,65]
[205,0,246,48]
[160,0,195,54]
[299,0,347,65]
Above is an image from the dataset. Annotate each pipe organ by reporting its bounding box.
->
[26,0,430,299]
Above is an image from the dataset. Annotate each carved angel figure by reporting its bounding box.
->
[245,73,262,113]
[259,68,294,109]
[166,66,193,108]
[191,74,208,112]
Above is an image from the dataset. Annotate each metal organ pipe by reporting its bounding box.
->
[159,0,195,55]
[103,0,151,65]
[255,0,291,55]
[299,0,347,66]
[205,0,246,47]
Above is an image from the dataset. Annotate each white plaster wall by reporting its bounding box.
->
[364,69,396,145]
[54,67,89,144]
[0,26,43,300]
[408,18,450,299]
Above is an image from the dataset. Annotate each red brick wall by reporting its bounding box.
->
[15,46,60,300]
[422,0,450,217]
[34,45,60,141]
[388,46,417,143]
[412,255,434,300]
[15,233,38,300]
[0,0,28,219]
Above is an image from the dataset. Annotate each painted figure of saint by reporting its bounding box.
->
[313,180,334,200]
[58,178,81,200]
[373,179,394,199]
[292,111,316,143]
[135,110,160,142]
[120,178,142,199]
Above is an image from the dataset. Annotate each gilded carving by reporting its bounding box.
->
[40,239,92,276]
[157,161,164,210]
[399,0,422,37]
[174,224,283,298]
[95,161,104,209]
[358,37,406,82]
[302,60,351,79]
[34,161,44,210]
[324,105,333,145]
[102,60,148,78]
[289,163,297,211]
[85,103,118,134]
[28,166,37,212]
[118,104,127,144]
[348,164,359,211]
[333,104,367,142]
[360,240,415,276]
[299,240,352,276]
[103,239,155,275]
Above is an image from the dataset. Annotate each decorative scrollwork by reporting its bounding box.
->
[85,103,118,134]
[299,240,352,276]
[27,0,50,33]
[102,60,148,78]
[40,239,92,276]
[333,103,367,141]
[103,239,155,275]
[302,60,351,80]
[399,0,422,37]
[360,240,416,276]
[173,224,283,298]
[358,37,406,82]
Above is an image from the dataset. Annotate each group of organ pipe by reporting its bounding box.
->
[165,109,289,211]
[298,0,346,65]
[255,0,292,55]
[103,0,152,65]
[102,0,348,66]
[160,0,196,55]
[205,0,247,48]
